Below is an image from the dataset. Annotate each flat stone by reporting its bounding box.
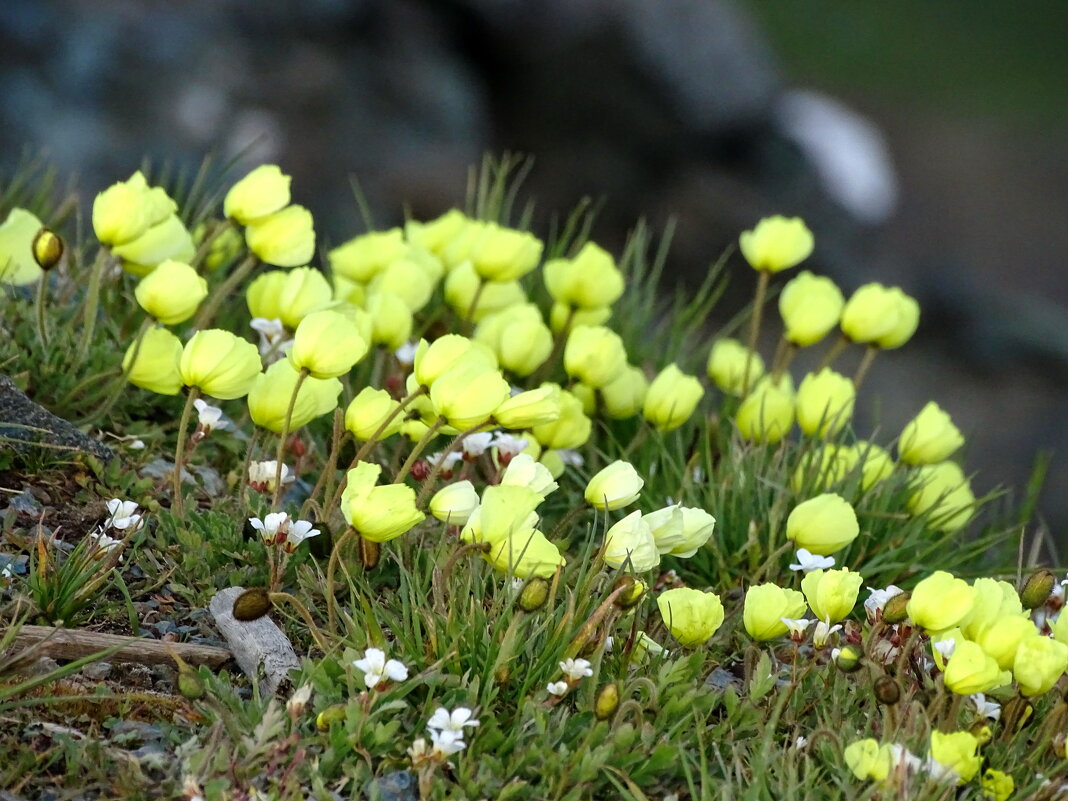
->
[364,770,418,801]
[0,374,114,461]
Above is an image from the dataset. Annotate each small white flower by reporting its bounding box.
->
[408,737,432,763]
[429,728,466,757]
[932,639,956,661]
[864,584,904,622]
[461,432,495,458]
[128,439,146,450]
[604,636,614,652]
[690,466,705,483]
[788,548,835,573]
[490,432,529,458]
[557,449,584,468]
[886,744,923,773]
[394,341,418,365]
[427,707,480,734]
[104,499,142,532]
[248,460,294,492]
[283,519,321,552]
[249,512,291,546]
[1,563,16,579]
[812,617,842,649]
[780,617,814,641]
[425,451,463,473]
[286,684,313,716]
[794,736,808,749]
[88,529,124,560]
[559,658,593,682]
[193,398,228,433]
[546,681,569,696]
[251,317,291,359]
[971,693,1001,721]
[352,647,409,688]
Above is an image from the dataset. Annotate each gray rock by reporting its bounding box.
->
[364,770,418,801]
[80,660,113,681]
[0,374,114,462]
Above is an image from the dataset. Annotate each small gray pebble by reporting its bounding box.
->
[364,770,418,801]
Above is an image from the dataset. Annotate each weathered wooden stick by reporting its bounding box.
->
[208,587,300,696]
[10,625,232,669]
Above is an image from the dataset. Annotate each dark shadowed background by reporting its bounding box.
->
[3,0,1068,550]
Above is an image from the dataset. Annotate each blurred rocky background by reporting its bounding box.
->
[3,0,1068,551]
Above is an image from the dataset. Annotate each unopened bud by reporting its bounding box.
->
[594,683,620,721]
[969,722,993,745]
[518,578,551,612]
[32,228,64,271]
[232,587,272,621]
[494,665,511,685]
[834,645,863,673]
[614,575,646,609]
[1021,570,1056,610]
[1051,732,1066,759]
[882,592,911,624]
[873,675,901,706]
[175,659,206,700]
[316,704,347,731]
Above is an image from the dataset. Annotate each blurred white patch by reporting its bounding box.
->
[775,89,898,224]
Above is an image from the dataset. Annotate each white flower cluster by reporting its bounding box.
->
[352,647,408,689]
[547,658,593,696]
[248,512,319,553]
[248,460,295,493]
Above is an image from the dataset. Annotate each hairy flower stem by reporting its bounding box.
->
[239,427,262,519]
[817,334,851,371]
[34,273,50,349]
[301,409,346,521]
[534,307,574,385]
[564,582,631,659]
[172,387,201,517]
[325,527,358,635]
[272,367,310,508]
[393,416,447,484]
[191,218,234,271]
[461,278,486,334]
[852,345,879,390]
[415,423,490,508]
[742,270,770,396]
[770,337,799,382]
[547,504,588,541]
[76,249,111,366]
[192,253,257,330]
[268,591,331,652]
[81,317,155,427]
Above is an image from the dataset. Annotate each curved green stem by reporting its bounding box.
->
[76,249,110,366]
[193,253,257,330]
[742,270,770,396]
[393,415,446,484]
[272,367,309,508]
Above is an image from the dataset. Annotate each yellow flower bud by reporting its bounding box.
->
[642,364,704,431]
[848,441,894,490]
[734,375,794,444]
[345,387,403,441]
[843,739,890,782]
[180,330,262,399]
[484,528,564,579]
[197,223,243,273]
[743,583,808,640]
[961,578,1023,639]
[112,214,196,276]
[907,461,975,533]
[657,588,724,647]
[790,444,855,493]
[841,283,900,344]
[563,325,628,388]
[549,302,612,333]
[404,209,469,260]
[93,171,175,248]
[370,256,438,312]
[122,326,183,395]
[429,480,480,526]
[599,365,648,419]
[414,335,496,387]
[707,338,764,396]
[928,731,981,784]
[875,288,920,349]
[594,683,620,720]
[801,568,862,623]
[247,359,341,433]
[289,309,368,379]
[494,386,561,429]
[1021,570,1056,611]
[738,216,814,273]
[363,290,413,350]
[444,261,526,321]
[501,453,558,497]
[651,506,715,558]
[134,260,208,324]
[795,368,855,437]
[430,365,511,430]
[245,205,315,268]
[531,387,591,449]
[974,615,1035,671]
[786,493,858,556]
[585,460,643,511]
[328,229,406,283]
[779,271,844,346]
[603,510,659,572]
[1013,636,1068,696]
[224,165,291,225]
[469,223,543,282]
[474,304,553,376]
[907,571,975,632]
[898,401,964,465]
[539,449,566,479]
[0,208,44,285]
[543,241,624,309]
[980,769,1014,801]
[32,228,63,272]
[943,639,1003,695]
[341,462,425,542]
[460,484,542,546]
[247,267,333,330]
